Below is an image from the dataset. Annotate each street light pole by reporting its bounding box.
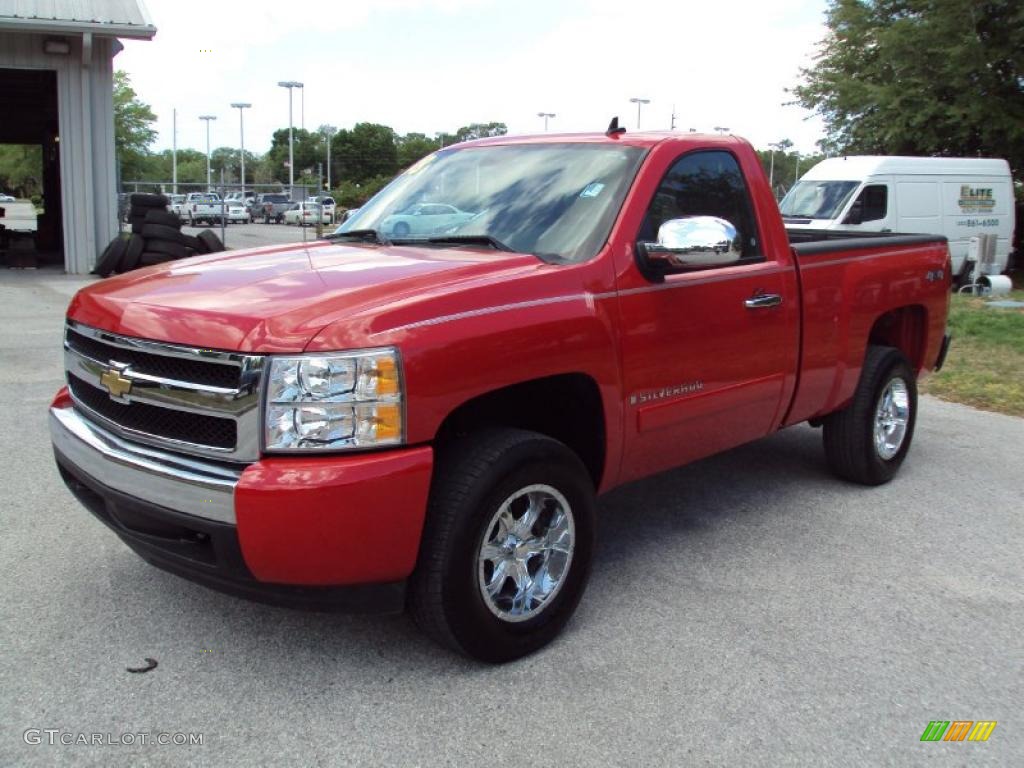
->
[277,81,303,192]
[629,97,650,129]
[172,108,177,193]
[537,112,555,131]
[322,126,335,191]
[230,102,251,195]
[714,126,730,135]
[199,115,216,191]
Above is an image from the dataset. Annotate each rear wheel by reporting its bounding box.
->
[823,345,917,485]
[409,429,595,663]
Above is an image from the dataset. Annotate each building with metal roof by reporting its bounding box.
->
[0,0,156,273]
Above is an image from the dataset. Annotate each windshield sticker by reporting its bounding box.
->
[580,182,605,199]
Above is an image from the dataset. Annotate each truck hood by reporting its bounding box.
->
[68,241,543,352]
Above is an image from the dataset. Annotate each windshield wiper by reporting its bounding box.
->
[324,228,391,245]
[416,234,514,252]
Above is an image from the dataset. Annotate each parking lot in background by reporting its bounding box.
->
[0,270,1020,766]
[181,221,333,250]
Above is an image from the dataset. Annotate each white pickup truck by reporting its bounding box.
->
[183,193,225,226]
[0,199,38,233]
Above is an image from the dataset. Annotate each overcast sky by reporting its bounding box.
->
[119,0,828,155]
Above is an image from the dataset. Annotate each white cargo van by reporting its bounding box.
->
[780,156,1015,279]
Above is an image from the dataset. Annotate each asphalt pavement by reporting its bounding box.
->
[181,220,332,250]
[0,269,1021,767]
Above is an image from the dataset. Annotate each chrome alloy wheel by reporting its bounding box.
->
[874,378,910,460]
[477,484,575,623]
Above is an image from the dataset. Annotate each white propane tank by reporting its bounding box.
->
[977,274,1013,297]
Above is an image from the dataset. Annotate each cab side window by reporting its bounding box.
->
[640,150,762,261]
[856,184,888,222]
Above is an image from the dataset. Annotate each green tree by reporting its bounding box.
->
[454,122,508,142]
[755,141,824,199]
[0,145,43,198]
[397,132,440,169]
[113,70,157,180]
[331,123,398,183]
[793,0,1024,177]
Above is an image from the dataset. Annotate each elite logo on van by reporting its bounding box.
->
[958,185,995,213]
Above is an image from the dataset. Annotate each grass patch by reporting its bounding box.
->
[920,290,1024,416]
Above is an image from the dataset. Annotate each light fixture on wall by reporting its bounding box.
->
[43,38,71,55]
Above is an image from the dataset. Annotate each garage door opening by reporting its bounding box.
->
[0,68,63,269]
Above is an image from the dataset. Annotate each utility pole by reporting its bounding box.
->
[199,114,216,191]
[172,108,177,193]
[670,104,677,130]
[277,82,302,192]
[537,112,555,131]
[231,102,251,195]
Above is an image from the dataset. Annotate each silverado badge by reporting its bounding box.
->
[100,367,132,399]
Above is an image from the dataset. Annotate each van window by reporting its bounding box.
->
[779,180,859,220]
[854,184,888,222]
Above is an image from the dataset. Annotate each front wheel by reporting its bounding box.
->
[823,345,917,485]
[409,429,595,662]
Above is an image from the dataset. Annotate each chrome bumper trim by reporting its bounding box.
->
[50,406,242,524]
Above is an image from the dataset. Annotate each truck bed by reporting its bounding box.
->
[787,228,947,255]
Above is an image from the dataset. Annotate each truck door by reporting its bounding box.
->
[613,149,800,482]
[839,180,894,231]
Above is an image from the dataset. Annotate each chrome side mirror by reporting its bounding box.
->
[637,216,742,281]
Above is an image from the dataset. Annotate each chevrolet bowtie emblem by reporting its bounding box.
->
[100,368,132,398]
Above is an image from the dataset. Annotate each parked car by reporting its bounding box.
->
[381,202,476,236]
[252,193,292,224]
[781,156,1015,282]
[183,192,224,226]
[167,194,187,220]
[339,207,359,224]
[225,202,249,224]
[283,202,331,226]
[49,130,951,662]
[0,199,38,231]
[0,192,15,202]
[308,195,337,221]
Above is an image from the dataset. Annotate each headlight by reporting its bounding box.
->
[264,348,403,452]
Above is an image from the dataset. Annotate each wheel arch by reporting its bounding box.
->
[433,373,606,489]
[867,305,929,371]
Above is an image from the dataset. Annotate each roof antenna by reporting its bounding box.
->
[606,116,626,136]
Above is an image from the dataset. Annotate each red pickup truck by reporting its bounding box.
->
[50,130,951,662]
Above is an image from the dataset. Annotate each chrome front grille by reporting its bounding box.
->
[63,321,265,462]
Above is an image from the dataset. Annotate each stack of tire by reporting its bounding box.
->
[92,193,225,277]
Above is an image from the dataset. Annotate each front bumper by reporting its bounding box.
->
[50,400,433,612]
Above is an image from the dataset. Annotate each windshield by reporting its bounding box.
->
[779,180,859,220]
[337,143,646,262]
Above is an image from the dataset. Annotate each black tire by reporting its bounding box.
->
[392,221,410,236]
[143,209,181,227]
[130,193,169,208]
[409,429,596,663]
[275,214,284,224]
[143,238,188,259]
[139,251,173,267]
[182,233,202,252]
[92,236,128,277]
[117,234,145,272]
[129,215,147,234]
[197,230,224,253]
[823,345,917,486]
[141,223,186,243]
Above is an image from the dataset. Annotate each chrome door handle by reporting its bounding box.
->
[744,293,783,309]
